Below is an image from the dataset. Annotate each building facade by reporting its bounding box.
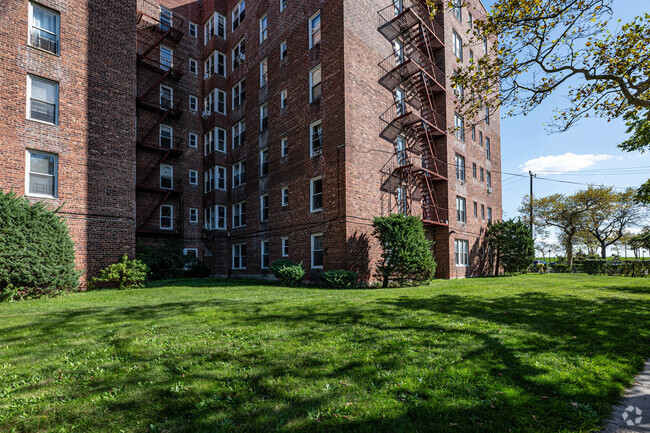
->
[0,0,501,282]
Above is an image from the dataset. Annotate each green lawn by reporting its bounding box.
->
[1,275,649,433]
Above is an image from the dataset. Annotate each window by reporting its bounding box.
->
[260,14,268,43]
[468,12,473,29]
[189,132,198,148]
[486,137,491,160]
[280,0,287,12]
[454,112,465,141]
[453,72,464,100]
[472,162,477,178]
[396,136,407,166]
[160,205,173,230]
[233,161,246,187]
[485,106,490,125]
[232,119,246,148]
[159,124,173,149]
[487,171,492,190]
[205,205,227,230]
[232,243,247,269]
[470,49,474,64]
[217,206,226,229]
[189,169,198,185]
[281,137,288,157]
[394,39,404,65]
[232,201,246,228]
[189,22,198,37]
[260,147,269,176]
[281,88,288,108]
[455,154,465,181]
[397,185,407,214]
[280,40,287,59]
[310,65,322,102]
[260,103,268,131]
[183,249,199,268]
[206,89,225,114]
[232,39,246,70]
[395,87,405,115]
[282,186,289,207]
[216,166,226,190]
[488,207,493,222]
[479,131,484,147]
[216,89,226,114]
[455,239,469,267]
[189,95,198,111]
[473,201,478,217]
[204,167,214,192]
[260,58,268,87]
[26,150,57,197]
[189,58,198,74]
[483,35,488,54]
[310,121,322,156]
[27,75,58,124]
[281,237,289,257]
[204,127,226,154]
[452,0,462,21]
[204,12,225,43]
[160,85,173,109]
[260,194,269,222]
[160,46,173,71]
[480,167,484,182]
[189,208,199,223]
[311,233,324,268]
[232,0,246,32]
[471,124,476,140]
[232,78,245,108]
[261,240,270,269]
[205,50,226,77]
[456,196,466,223]
[29,3,60,55]
[481,204,485,220]
[452,30,462,61]
[309,11,321,48]
[310,176,323,212]
[160,164,173,189]
[160,6,172,31]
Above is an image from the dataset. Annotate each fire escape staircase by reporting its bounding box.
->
[377,0,449,227]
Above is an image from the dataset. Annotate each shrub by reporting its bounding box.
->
[184,260,211,278]
[270,260,305,286]
[136,241,188,280]
[537,263,548,274]
[320,270,358,290]
[551,264,570,273]
[89,255,149,290]
[0,190,80,301]
[372,214,437,287]
[486,219,535,274]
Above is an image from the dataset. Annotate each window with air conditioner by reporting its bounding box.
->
[232,38,246,70]
[29,3,60,55]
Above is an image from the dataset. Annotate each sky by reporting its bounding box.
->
[478,0,649,226]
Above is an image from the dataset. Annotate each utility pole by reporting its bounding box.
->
[529,171,536,239]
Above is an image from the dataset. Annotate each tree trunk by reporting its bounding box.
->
[566,234,574,268]
[600,241,607,259]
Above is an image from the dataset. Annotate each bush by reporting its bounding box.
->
[184,260,211,278]
[0,190,80,301]
[551,264,570,273]
[537,263,548,274]
[270,260,305,286]
[486,219,535,274]
[320,270,358,290]
[373,214,436,287]
[89,255,149,290]
[579,259,650,277]
[136,241,188,280]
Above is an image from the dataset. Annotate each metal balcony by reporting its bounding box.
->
[380,101,446,142]
[377,0,444,49]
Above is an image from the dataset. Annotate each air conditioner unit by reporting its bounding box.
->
[204,73,210,80]
[202,110,211,119]
[487,186,493,194]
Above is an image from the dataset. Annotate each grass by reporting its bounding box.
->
[1,274,650,433]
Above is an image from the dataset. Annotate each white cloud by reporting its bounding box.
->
[519,153,613,173]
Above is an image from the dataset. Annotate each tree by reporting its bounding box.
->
[519,193,597,267]
[629,229,650,258]
[485,219,535,273]
[574,186,645,259]
[372,214,437,287]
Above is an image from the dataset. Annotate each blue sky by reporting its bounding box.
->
[479,0,649,221]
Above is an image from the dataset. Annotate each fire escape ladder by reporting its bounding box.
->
[139,111,171,144]
[138,150,172,188]
[138,191,171,232]
[139,69,172,102]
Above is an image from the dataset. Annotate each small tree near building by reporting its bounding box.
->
[372,214,436,287]
[485,219,535,274]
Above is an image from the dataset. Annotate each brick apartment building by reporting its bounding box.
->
[0,0,501,281]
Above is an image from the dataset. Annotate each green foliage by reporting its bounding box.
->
[580,259,650,277]
[486,219,535,274]
[273,263,305,287]
[0,190,80,301]
[269,259,294,276]
[551,264,570,273]
[629,229,650,251]
[136,241,188,280]
[537,263,548,274]
[89,255,149,290]
[319,270,358,290]
[372,214,436,287]
[184,260,211,278]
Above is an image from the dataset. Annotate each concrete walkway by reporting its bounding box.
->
[603,360,650,432]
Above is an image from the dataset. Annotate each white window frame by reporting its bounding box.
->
[189,95,198,111]
[217,205,227,229]
[160,45,173,71]
[281,88,288,108]
[280,0,287,12]
[188,22,198,37]
[260,194,269,222]
[232,38,245,70]
[281,186,289,207]
[159,124,173,149]
[160,164,173,190]
[232,119,246,148]
[281,237,289,257]
[216,127,226,153]
[454,112,465,141]
[232,0,246,32]
[189,58,198,74]
[260,147,269,176]
[453,30,463,61]
[311,233,324,269]
[260,103,268,131]
[160,204,174,230]
[456,196,466,224]
[309,11,321,49]
[232,243,246,270]
[280,40,287,60]
[189,169,198,185]
[232,78,245,109]
[232,201,246,228]
[233,160,246,187]
[216,165,227,191]
[216,89,226,115]
[159,6,173,31]
[455,239,469,267]
[26,150,58,198]
[281,137,289,157]
[259,14,268,44]
[261,240,270,269]
[455,154,465,181]
[189,208,199,224]
[260,58,268,87]
[189,132,198,148]
[310,120,322,157]
[160,84,173,109]
[27,75,59,125]
[28,2,60,55]
[309,65,322,103]
[310,176,323,213]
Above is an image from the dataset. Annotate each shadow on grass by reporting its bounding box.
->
[2,280,650,432]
